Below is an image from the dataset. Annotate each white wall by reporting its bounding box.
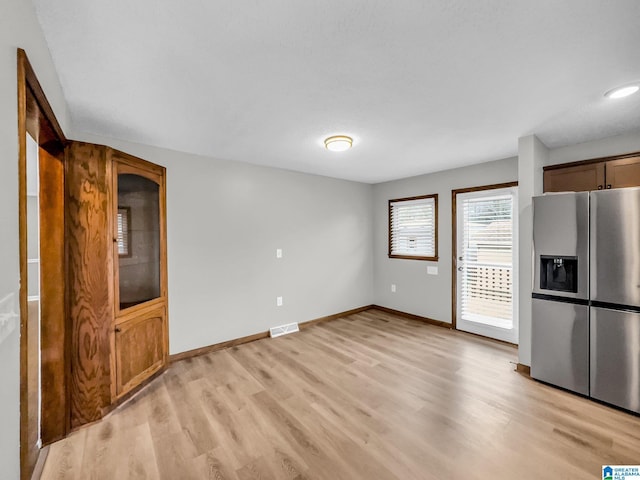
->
[73,133,374,354]
[548,130,640,166]
[372,157,518,322]
[517,135,547,367]
[0,0,70,477]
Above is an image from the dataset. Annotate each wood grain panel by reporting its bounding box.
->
[19,50,66,144]
[66,141,113,428]
[544,162,605,192]
[605,156,640,189]
[517,363,531,376]
[39,148,67,444]
[26,299,39,474]
[115,308,166,396]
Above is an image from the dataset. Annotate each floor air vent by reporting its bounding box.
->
[269,322,299,338]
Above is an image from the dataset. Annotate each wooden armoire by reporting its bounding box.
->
[66,141,168,429]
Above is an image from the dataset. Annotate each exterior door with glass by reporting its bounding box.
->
[455,186,518,344]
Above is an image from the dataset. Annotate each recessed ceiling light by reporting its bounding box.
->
[605,84,639,99]
[324,135,353,152]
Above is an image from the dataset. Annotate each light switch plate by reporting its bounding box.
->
[276,248,282,258]
[391,284,396,292]
[276,296,283,306]
[427,266,438,275]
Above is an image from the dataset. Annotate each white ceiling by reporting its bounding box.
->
[33,0,640,183]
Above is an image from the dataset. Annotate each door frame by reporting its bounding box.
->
[18,48,68,480]
[451,181,518,338]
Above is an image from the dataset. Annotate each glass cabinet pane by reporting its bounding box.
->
[117,173,161,309]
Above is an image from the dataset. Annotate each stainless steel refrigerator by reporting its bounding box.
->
[532,188,640,414]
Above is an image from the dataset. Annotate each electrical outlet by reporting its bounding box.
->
[391,284,396,293]
[427,266,438,275]
[276,248,282,258]
[276,296,283,306]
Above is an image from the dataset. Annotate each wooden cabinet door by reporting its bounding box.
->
[605,156,640,189]
[114,307,167,397]
[544,162,605,192]
[111,151,168,400]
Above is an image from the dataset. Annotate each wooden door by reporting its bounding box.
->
[543,162,605,192]
[111,152,168,399]
[38,148,67,444]
[605,156,640,189]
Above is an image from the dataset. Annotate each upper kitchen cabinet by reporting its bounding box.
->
[543,161,604,192]
[605,155,640,189]
[543,153,640,193]
[66,142,168,429]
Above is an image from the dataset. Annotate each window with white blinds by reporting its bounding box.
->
[388,194,438,260]
[459,192,514,328]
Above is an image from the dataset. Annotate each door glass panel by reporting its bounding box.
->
[456,187,518,343]
[117,173,160,309]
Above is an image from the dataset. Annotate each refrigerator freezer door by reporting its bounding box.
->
[531,298,589,395]
[591,187,640,307]
[533,192,589,300]
[590,307,640,414]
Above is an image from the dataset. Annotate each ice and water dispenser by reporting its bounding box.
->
[539,256,578,293]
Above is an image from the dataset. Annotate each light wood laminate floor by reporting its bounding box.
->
[41,309,640,479]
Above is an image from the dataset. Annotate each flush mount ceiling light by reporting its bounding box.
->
[605,84,639,99]
[324,135,353,152]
